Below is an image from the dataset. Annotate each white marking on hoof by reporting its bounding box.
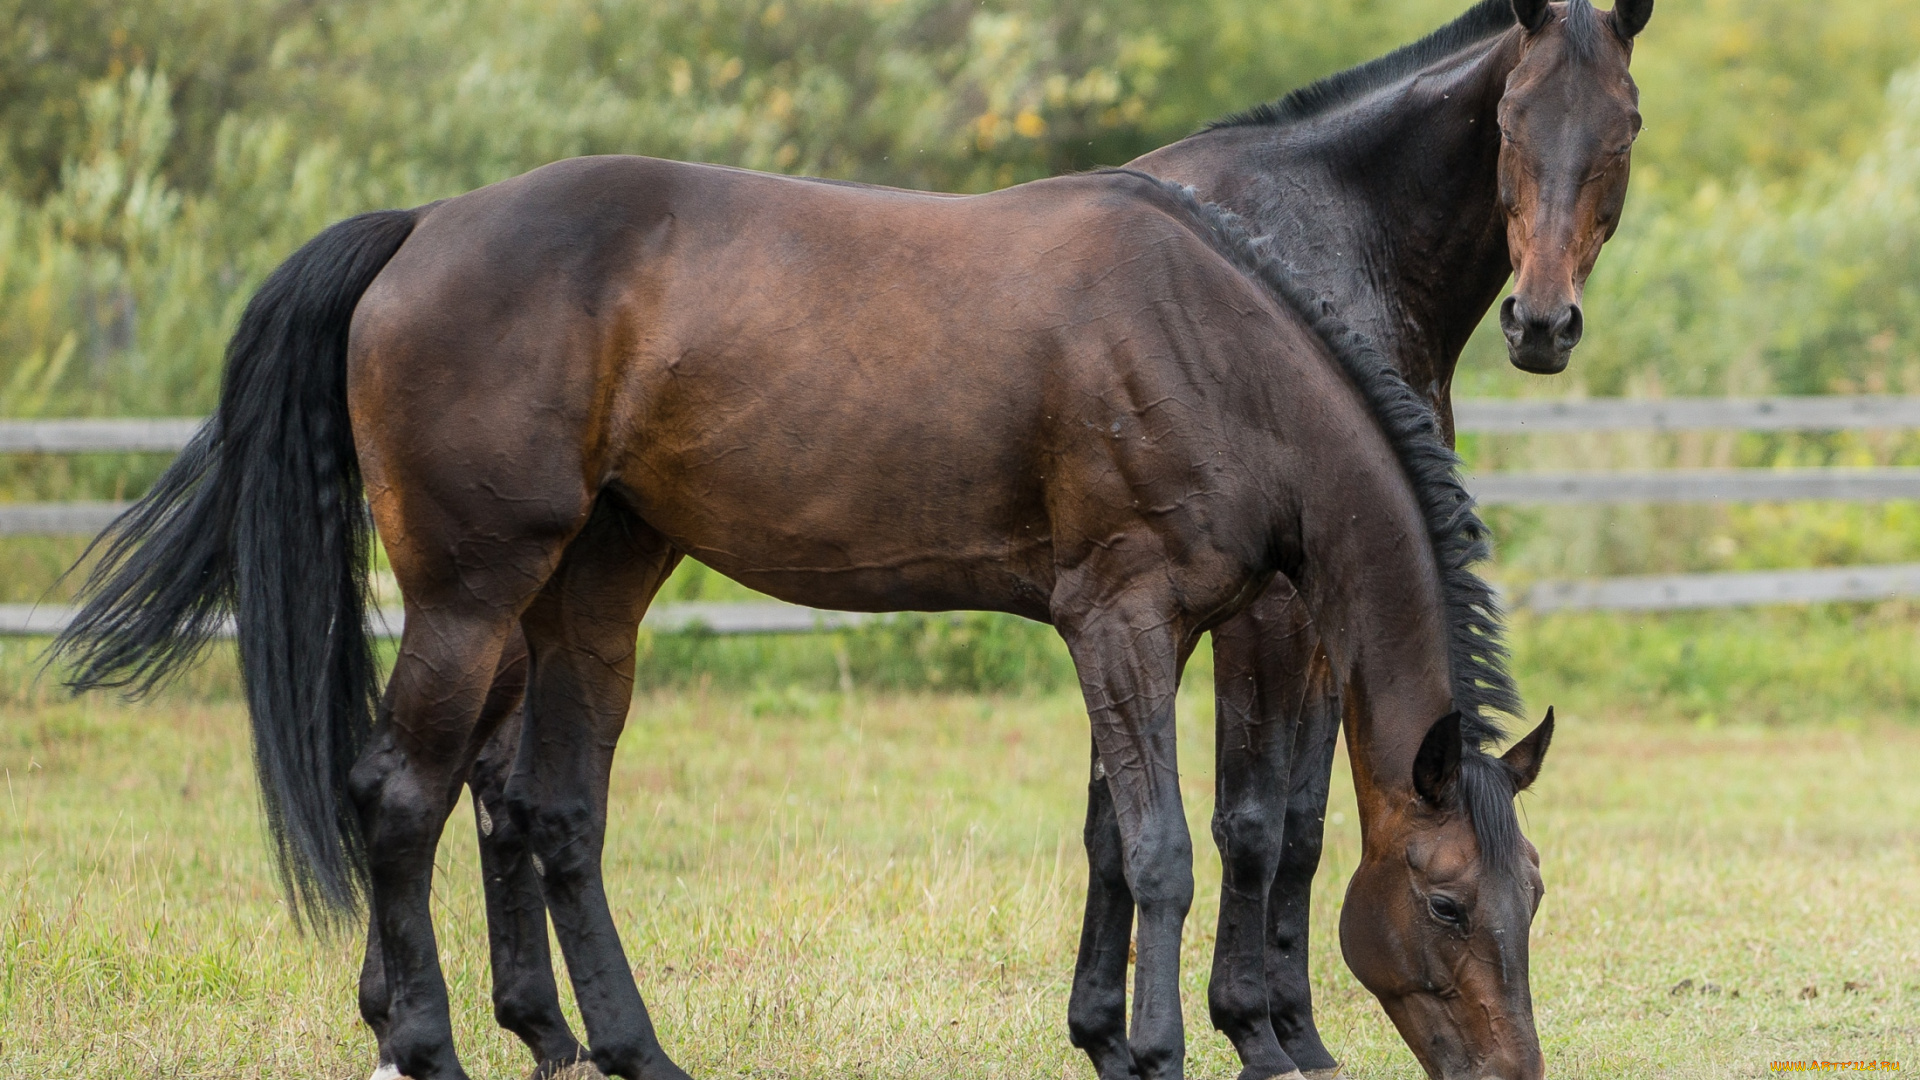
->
[476,798,494,837]
[369,1064,405,1080]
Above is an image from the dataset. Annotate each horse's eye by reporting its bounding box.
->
[1429,895,1466,925]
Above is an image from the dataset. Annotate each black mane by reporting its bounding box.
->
[1118,172,1529,872]
[1208,0,1523,131]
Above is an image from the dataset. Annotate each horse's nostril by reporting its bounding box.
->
[1500,296,1524,340]
[1558,305,1584,349]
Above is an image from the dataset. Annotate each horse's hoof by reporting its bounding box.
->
[1302,1068,1348,1080]
[369,1066,406,1080]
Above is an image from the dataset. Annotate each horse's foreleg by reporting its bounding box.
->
[1265,654,1342,1079]
[1206,585,1314,1080]
[506,504,688,1080]
[1059,591,1194,1080]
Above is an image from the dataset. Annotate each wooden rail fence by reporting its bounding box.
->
[8,398,1920,628]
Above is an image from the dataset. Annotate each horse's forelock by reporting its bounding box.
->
[1559,0,1611,63]
[1462,752,1525,879]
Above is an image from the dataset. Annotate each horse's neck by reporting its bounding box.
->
[1137,38,1517,432]
[1277,463,1458,826]
[1325,597,1456,826]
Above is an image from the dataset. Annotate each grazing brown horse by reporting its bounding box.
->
[1118,1,1649,1075]
[56,162,1548,1079]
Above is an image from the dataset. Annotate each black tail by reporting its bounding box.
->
[53,209,418,929]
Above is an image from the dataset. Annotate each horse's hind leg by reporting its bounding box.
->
[1058,586,1196,1080]
[471,699,589,1077]
[357,624,587,1080]
[356,628,551,1073]
[358,911,402,1080]
[1206,585,1316,1080]
[1069,739,1136,1080]
[505,499,689,1080]
[350,602,533,1080]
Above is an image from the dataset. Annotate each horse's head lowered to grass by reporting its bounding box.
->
[1497,0,1653,373]
[1341,708,1556,1080]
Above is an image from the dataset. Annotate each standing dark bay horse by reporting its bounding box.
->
[1115,1,1649,1075]
[55,162,1550,1080]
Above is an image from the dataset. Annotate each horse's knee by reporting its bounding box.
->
[506,788,600,883]
[1126,829,1195,914]
[1212,803,1284,874]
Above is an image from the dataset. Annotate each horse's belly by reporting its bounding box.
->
[615,425,1058,618]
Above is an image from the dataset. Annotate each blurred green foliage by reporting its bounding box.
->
[6,0,1920,421]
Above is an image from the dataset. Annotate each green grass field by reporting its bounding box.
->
[2,618,1918,1079]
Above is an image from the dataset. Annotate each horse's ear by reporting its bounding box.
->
[1413,711,1463,807]
[1512,0,1552,32]
[1612,0,1654,39]
[1502,707,1555,792]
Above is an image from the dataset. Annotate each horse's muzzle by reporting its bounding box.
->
[1500,295,1582,375]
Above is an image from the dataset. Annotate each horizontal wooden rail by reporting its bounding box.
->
[0,418,202,453]
[1453,395,1920,432]
[0,600,881,639]
[8,397,1920,453]
[1468,467,1920,505]
[0,502,128,536]
[1526,564,1920,612]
